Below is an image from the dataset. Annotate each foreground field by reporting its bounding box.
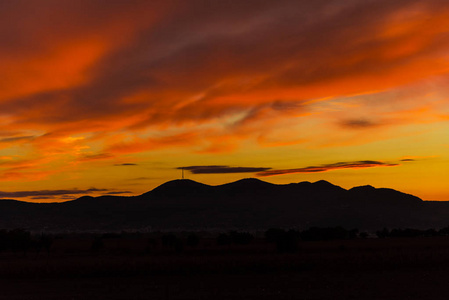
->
[1,236,449,299]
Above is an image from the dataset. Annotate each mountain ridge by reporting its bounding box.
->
[0,178,446,232]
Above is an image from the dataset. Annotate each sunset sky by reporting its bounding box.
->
[1,0,449,202]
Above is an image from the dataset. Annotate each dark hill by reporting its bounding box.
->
[143,179,212,198]
[0,179,447,232]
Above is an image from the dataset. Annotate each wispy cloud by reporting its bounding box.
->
[0,0,448,200]
[180,165,271,174]
[399,155,438,162]
[127,177,153,181]
[0,136,35,143]
[78,153,114,161]
[339,119,380,129]
[0,188,108,198]
[400,158,415,162]
[1,0,448,155]
[257,160,398,177]
[102,191,132,195]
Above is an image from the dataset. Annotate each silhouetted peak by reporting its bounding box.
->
[289,181,312,188]
[231,178,271,185]
[72,195,95,202]
[348,185,423,204]
[376,188,423,202]
[314,180,334,186]
[350,185,376,192]
[236,178,265,183]
[144,179,211,198]
[219,178,275,189]
[312,180,346,191]
[155,179,207,189]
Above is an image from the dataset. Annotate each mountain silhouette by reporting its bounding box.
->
[0,178,447,232]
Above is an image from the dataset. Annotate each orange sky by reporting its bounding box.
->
[1,0,449,202]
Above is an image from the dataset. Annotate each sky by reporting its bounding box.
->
[1,0,449,202]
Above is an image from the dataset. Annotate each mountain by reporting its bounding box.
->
[0,179,447,232]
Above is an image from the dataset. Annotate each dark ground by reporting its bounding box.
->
[1,237,449,299]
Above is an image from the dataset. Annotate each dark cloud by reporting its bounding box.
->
[257,160,398,176]
[0,0,448,165]
[114,163,138,166]
[0,188,108,198]
[103,191,132,195]
[78,153,114,161]
[400,158,415,162]
[0,136,35,143]
[340,119,379,129]
[128,177,152,181]
[3,0,443,132]
[180,165,271,174]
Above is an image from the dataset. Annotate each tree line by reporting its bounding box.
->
[0,229,52,254]
[4,225,449,255]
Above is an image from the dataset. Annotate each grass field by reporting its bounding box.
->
[1,235,449,299]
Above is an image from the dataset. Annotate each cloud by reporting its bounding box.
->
[257,160,398,176]
[107,132,199,154]
[78,153,114,161]
[2,1,449,138]
[114,163,138,166]
[180,165,271,174]
[340,119,380,129]
[399,155,438,162]
[0,135,35,143]
[102,191,132,195]
[0,0,448,186]
[0,188,108,198]
[30,196,55,200]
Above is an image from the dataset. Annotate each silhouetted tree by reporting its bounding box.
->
[8,229,31,254]
[265,228,286,243]
[0,229,8,252]
[148,237,158,247]
[173,238,184,253]
[145,237,158,253]
[424,229,438,237]
[217,233,231,245]
[278,230,300,253]
[390,228,422,238]
[376,228,390,238]
[359,232,369,239]
[348,228,359,239]
[300,227,353,241]
[102,232,121,239]
[161,234,183,252]
[91,237,104,252]
[229,231,254,245]
[37,233,53,255]
[186,233,200,247]
[439,226,449,236]
[161,234,178,247]
[264,228,300,253]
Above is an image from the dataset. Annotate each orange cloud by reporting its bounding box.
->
[3,0,449,139]
[107,132,200,154]
[181,165,271,174]
[1,0,449,200]
[0,38,108,101]
[257,161,399,177]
